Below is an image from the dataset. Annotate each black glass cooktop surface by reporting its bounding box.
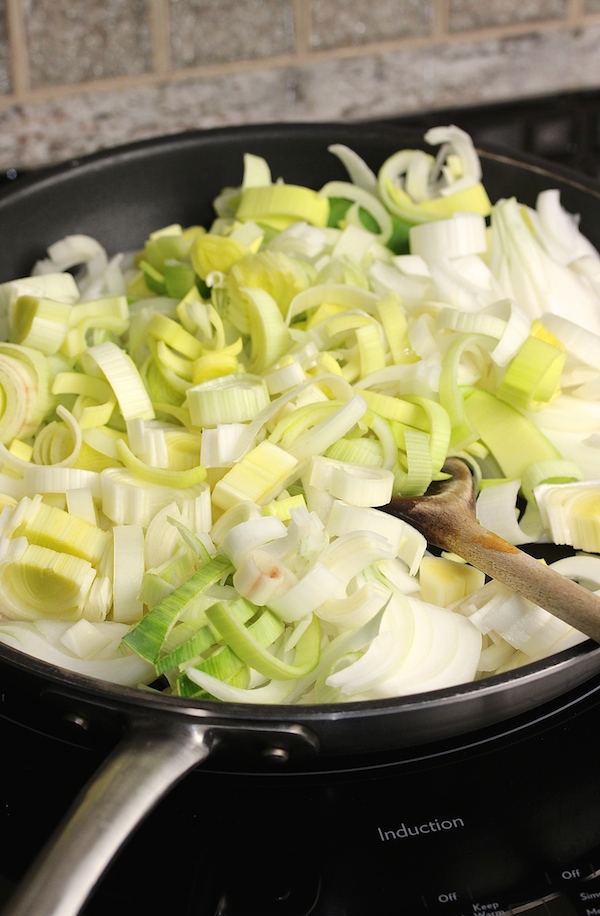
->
[1,670,600,916]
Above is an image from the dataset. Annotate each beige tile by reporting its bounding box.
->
[24,0,154,88]
[310,0,433,49]
[169,0,295,68]
[448,0,569,32]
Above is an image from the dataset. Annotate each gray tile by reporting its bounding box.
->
[24,0,154,88]
[310,0,432,49]
[0,1,10,94]
[292,26,600,121]
[422,28,600,108]
[448,0,568,32]
[169,0,295,68]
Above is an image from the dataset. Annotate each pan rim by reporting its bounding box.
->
[1,636,598,724]
[3,119,600,205]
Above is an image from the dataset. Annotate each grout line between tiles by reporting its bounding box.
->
[5,0,30,96]
[567,0,586,21]
[150,0,172,75]
[291,0,312,56]
[432,0,450,40]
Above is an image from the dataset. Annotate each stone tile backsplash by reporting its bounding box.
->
[447,0,569,32]
[1,0,600,168]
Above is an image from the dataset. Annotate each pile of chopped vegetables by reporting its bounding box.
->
[0,124,599,703]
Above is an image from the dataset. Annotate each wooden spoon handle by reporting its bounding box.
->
[441,518,600,644]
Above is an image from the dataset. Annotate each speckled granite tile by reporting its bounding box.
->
[0,1,10,95]
[292,26,600,120]
[169,0,295,67]
[24,0,154,88]
[310,0,432,50]
[287,52,430,120]
[448,0,568,32]
[0,68,293,167]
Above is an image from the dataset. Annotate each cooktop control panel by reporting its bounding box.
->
[1,671,600,916]
[403,863,600,915]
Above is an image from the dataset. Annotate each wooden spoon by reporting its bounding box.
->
[381,456,600,644]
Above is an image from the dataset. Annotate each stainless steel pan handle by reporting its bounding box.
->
[2,717,212,916]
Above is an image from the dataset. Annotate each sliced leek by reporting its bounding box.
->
[206,600,321,680]
[122,553,232,662]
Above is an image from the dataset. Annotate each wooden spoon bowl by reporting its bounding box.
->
[382,457,600,644]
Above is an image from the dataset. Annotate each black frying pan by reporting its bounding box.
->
[1,122,600,916]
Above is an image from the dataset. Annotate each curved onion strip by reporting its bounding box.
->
[115,438,206,489]
[286,284,379,327]
[476,479,534,546]
[327,144,378,193]
[320,181,394,244]
[0,621,154,685]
